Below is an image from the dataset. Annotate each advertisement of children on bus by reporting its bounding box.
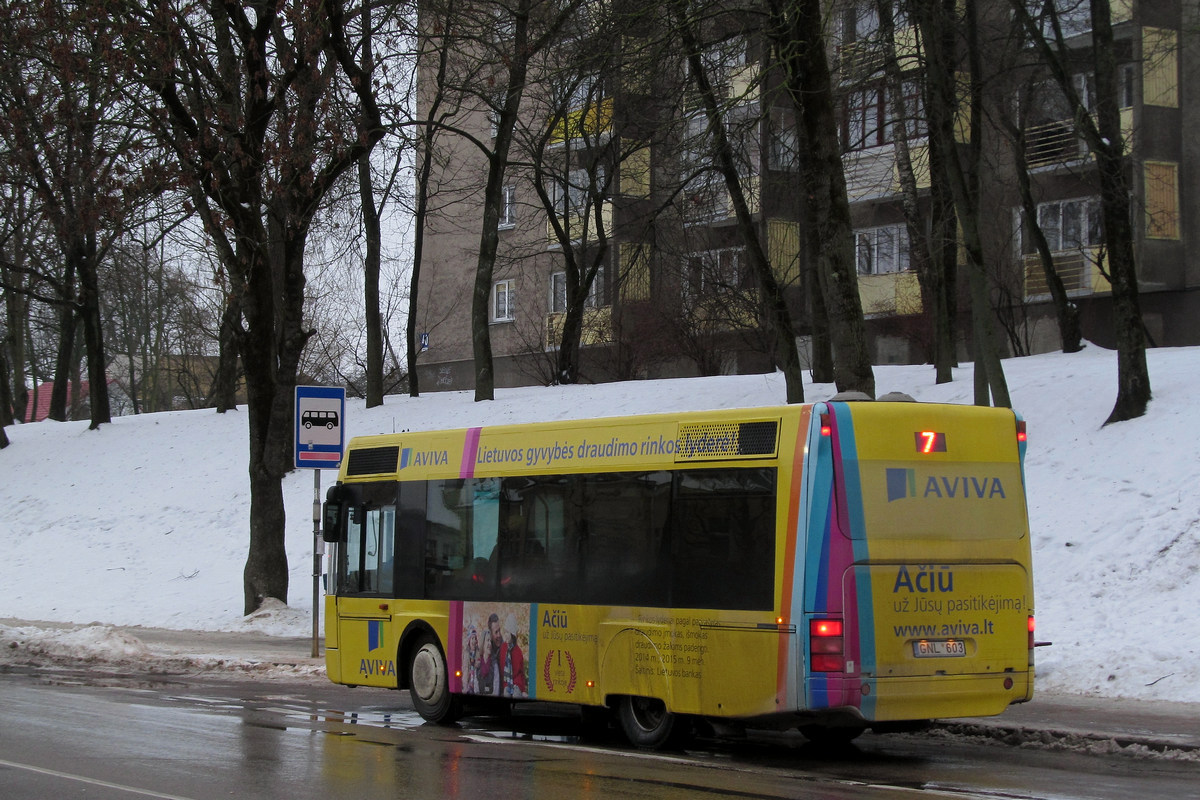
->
[457,602,530,698]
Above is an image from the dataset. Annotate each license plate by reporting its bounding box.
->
[913,639,966,658]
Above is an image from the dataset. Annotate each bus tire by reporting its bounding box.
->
[617,695,681,749]
[408,634,461,724]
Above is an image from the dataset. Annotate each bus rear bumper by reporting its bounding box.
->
[869,673,1033,722]
[805,672,1033,723]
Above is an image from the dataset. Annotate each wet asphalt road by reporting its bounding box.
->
[1,667,1198,800]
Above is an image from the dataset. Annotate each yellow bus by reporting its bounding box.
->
[320,398,1034,747]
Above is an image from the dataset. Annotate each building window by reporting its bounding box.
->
[839,2,880,46]
[855,225,911,275]
[687,35,749,99]
[1025,0,1091,40]
[491,279,516,323]
[887,79,926,140]
[1031,197,1102,253]
[768,107,799,171]
[549,167,603,218]
[844,87,884,150]
[500,185,516,228]
[487,93,503,138]
[550,271,603,313]
[842,81,924,151]
[567,73,604,110]
[684,248,742,309]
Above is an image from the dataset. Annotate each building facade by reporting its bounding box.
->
[412,0,1198,392]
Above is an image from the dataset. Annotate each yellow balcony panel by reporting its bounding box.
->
[892,142,931,192]
[549,97,614,145]
[730,63,760,102]
[544,306,613,350]
[546,202,613,244]
[858,271,923,316]
[620,143,651,198]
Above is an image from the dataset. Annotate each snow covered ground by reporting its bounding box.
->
[1,344,1197,703]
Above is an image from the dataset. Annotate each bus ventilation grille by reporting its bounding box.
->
[676,420,779,461]
[346,445,400,476]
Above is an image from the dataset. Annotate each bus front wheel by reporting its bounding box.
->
[617,695,682,749]
[408,634,461,724]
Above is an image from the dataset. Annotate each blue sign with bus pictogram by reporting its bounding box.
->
[295,385,346,469]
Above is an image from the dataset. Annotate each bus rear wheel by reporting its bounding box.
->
[617,696,683,749]
[408,634,461,724]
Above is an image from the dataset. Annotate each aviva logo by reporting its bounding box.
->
[399,447,448,469]
[886,468,918,502]
[368,619,384,651]
[887,468,1006,502]
[359,619,395,678]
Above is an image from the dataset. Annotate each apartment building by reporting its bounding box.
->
[412,0,1197,392]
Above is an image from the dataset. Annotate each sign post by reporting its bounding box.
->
[295,385,346,658]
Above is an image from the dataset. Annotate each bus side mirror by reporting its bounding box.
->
[323,484,348,542]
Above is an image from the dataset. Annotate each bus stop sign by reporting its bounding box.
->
[295,385,346,469]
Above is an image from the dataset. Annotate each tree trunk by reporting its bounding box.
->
[78,235,112,429]
[48,301,76,421]
[671,0,806,402]
[876,0,956,382]
[557,275,585,384]
[0,349,13,428]
[360,151,384,408]
[770,0,874,398]
[1090,0,1148,423]
[929,152,959,382]
[359,0,384,409]
[1012,132,1082,353]
[806,250,834,384]
[472,0,535,403]
[917,0,1008,406]
[1007,0,1150,421]
[210,290,241,412]
[409,143,430,398]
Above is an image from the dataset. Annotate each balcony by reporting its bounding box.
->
[1024,108,1134,169]
[681,176,759,224]
[858,271,923,316]
[546,200,612,245]
[1023,248,1111,299]
[548,98,613,146]
[544,306,613,350]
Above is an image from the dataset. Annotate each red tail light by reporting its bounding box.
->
[810,618,845,672]
[820,413,831,437]
[1016,420,1027,443]
[1027,615,1035,649]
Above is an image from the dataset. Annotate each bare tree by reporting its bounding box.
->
[668,4,810,401]
[1004,75,1083,354]
[0,3,156,428]
[1010,0,1148,423]
[125,0,384,613]
[872,0,959,383]
[764,0,875,397]
[911,0,1010,407]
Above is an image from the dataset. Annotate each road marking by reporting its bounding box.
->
[0,757,198,800]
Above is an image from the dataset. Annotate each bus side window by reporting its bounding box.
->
[396,480,427,598]
[340,508,364,592]
[338,504,396,595]
[579,471,670,607]
[672,468,776,611]
[424,479,496,600]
